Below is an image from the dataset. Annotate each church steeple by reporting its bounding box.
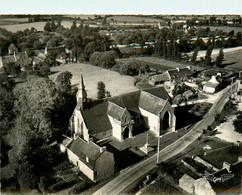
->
[76,73,87,110]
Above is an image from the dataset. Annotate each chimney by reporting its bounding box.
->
[100,146,106,153]
[223,162,231,173]
[187,66,191,70]
[176,67,180,71]
[217,72,221,77]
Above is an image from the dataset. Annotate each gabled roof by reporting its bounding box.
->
[68,137,103,169]
[107,101,126,121]
[139,91,167,115]
[8,43,18,52]
[78,87,170,133]
[81,100,112,134]
[167,67,192,79]
[109,90,140,109]
[149,72,170,83]
[68,137,102,160]
[142,87,170,100]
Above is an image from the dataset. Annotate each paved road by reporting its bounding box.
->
[93,83,237,195]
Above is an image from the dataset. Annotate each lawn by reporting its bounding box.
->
[49,63,138,100]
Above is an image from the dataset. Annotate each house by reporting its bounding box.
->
[60,136,115,182]
[203,75,220,93]
[8,43,18,55]
[0,50,31,70]
[72,73,176,142]
[148,66,192,85]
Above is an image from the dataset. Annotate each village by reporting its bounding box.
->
[0,13,242,195]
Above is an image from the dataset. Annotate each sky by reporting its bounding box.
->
[0,0,241,15]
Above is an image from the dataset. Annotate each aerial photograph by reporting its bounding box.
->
[0,0,241,194]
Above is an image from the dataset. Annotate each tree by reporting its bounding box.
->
[191,46,200,64]
[97,81,106,99]
[3,62,21,76]
[215,48,224,67]
[55,71,72,94]
[204,46,213,66]
[44,22,52,32]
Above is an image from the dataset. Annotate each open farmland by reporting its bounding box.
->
[107,15,164,23]
[117,56,203,71]
[0,20,77,32]
[49,63,138,99]
[0,17,29,25]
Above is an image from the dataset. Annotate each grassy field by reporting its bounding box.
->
[222,49,242,72]
[0,20,76,32]
[117,56,203,71]
[49,63,138,99]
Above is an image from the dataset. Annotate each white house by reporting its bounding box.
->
[203,75,220,93]
[60,136,115,182]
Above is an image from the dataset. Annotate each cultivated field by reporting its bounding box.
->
[49,63,138,99]
[0,20,77,32]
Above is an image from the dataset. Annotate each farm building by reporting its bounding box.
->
[60,136,115,182]
[72,73,176,142]
[149,66,192,85]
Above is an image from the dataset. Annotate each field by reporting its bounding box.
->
[0,20,77,32]
[202,26,242,34]
[117,56,203,71]
[107,15,164,23]
[49,63,138,99]
[0,17,29,25]
[222,49,242,72]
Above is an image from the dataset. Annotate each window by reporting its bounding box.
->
[240,81,242,84]
[86,156,89,163]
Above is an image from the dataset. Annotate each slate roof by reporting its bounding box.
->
[149,72,170,83]
[68,137,103,169]
[81,100,112,134]
[167,67,192,79]
[80,87,169,133]
[142,87,170,100]
[107,101,126,121]
[139,91,167,115]
[110,90,140,109]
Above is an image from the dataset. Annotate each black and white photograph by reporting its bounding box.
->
[0,0,241,194]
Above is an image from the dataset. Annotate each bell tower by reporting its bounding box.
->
[76,73,87,110]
